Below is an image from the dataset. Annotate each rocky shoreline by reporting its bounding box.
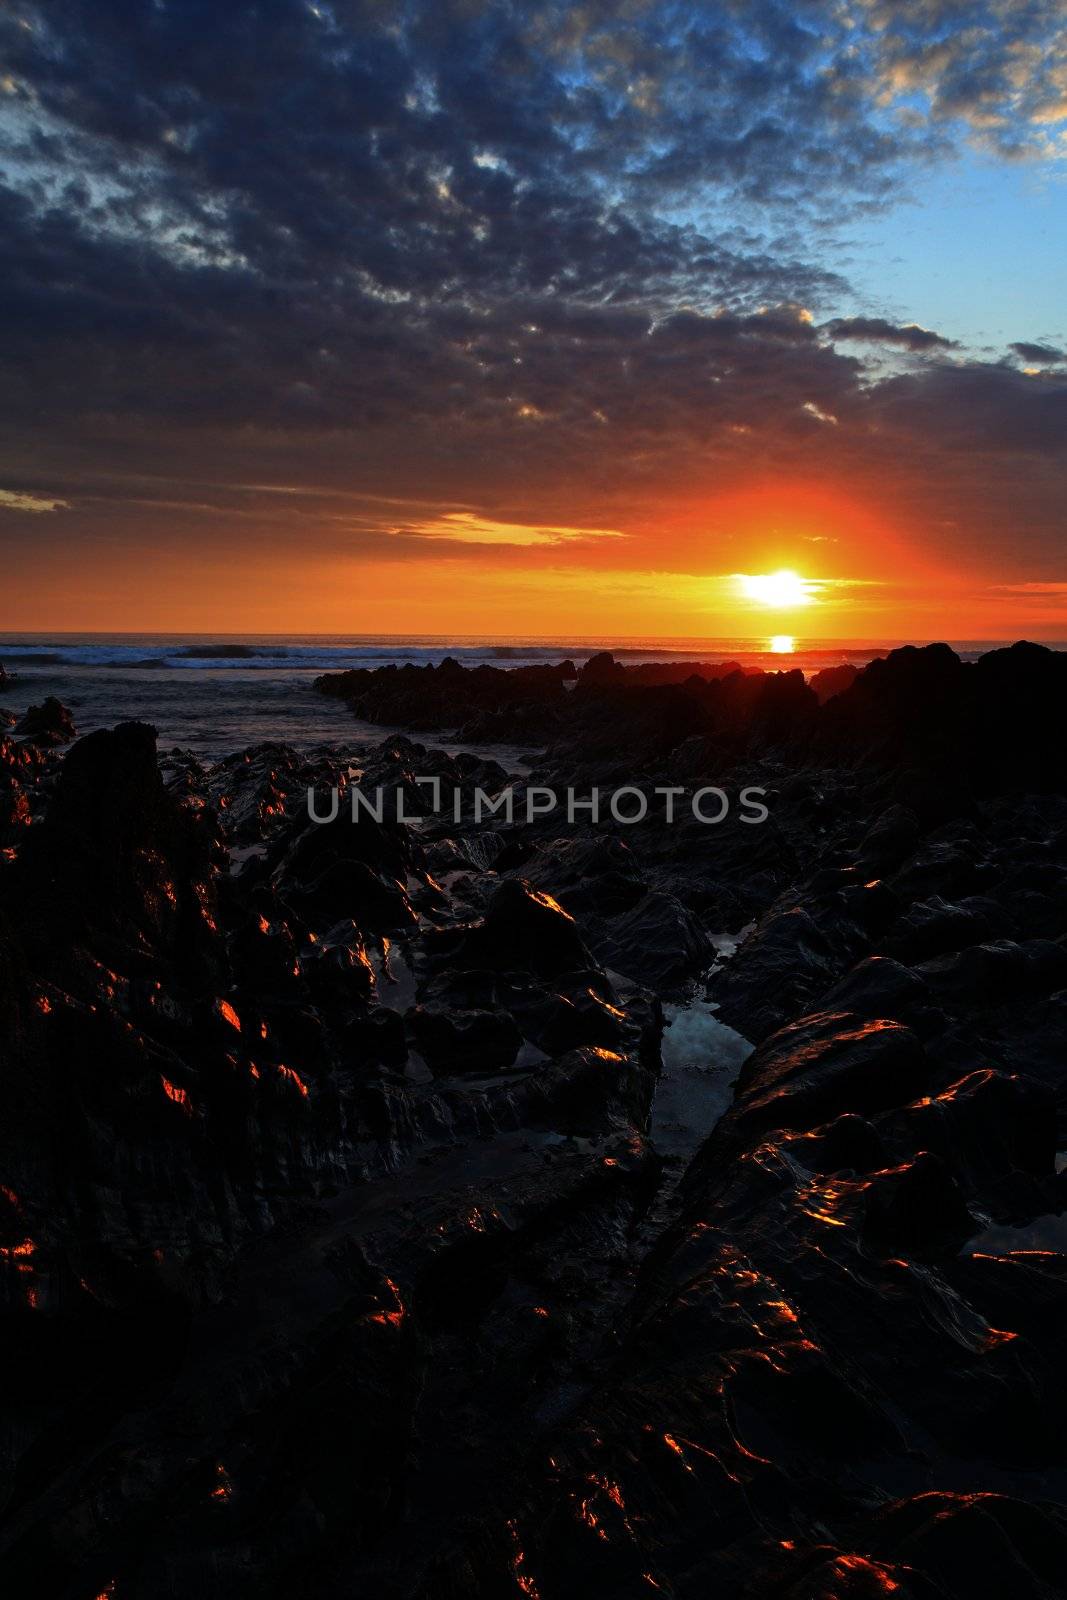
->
[1,641,1066,1597]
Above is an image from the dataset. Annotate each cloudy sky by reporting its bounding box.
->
[1,0,1065,636]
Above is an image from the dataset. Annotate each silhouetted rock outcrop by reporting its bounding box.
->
[810,659,859,702]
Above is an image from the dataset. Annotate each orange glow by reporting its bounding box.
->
[218,999,241,1031]
[833,1555,900,1594]
[1,1236,39,1309]
[276,1063,309,1097]
[6,449,1064,638]
[160,1076,191,1109]
[367,1276,406,1328]
[506,1520,542,1599]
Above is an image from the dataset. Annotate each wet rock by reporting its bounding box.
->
[409,1004,523,1074]
[3,642,1067,1600]
[823,955,929,1018]
[503,978,635,1056]
[858,802,920,867]
[803,1110,888,1173]
[882,893,1010,962]
[298,856,417,932]
[468,878,593,978]
[582,886,714,990]
[861,1148,977,1258]
[730,1010,929,1137]
[916,938,1067,1006]
[14,695,76,745]
[712,904,868,1041]
[13,719,218,964]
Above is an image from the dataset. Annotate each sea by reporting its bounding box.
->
[0,634,1057,763]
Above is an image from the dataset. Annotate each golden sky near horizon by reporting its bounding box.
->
[7,478,1064,639]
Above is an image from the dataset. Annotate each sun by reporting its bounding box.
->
[737,569,813,608]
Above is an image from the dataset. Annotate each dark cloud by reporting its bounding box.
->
[823,317,957,351]
[1011,341,1066,365]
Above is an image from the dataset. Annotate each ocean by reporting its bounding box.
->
[0,633,1056,762]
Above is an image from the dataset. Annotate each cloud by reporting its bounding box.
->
[0,0,1064,603]
[850,0,1067,156]
[392,512,626,547]
[989,581,1067,597]
[802,400,839,425]
[1011,341,1065,365]
[823,317,957,351]
[0,487,68,513]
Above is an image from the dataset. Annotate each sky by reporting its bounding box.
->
[1,0,1066,639]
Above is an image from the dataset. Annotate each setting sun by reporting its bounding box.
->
[737,569,814,608]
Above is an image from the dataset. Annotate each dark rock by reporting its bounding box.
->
[409,1004,523,1073]
[14,695,76,745]
[861,1148,977,1258]
[298,856,416,933]
[805,1110,888,1173]
[882,894,1004,961]
[579,650,625,684]
[470,877,593,977]
[858,802,920,866]
[809,661,859,703]
[916,938,1067,1005]
[713,904,867,1040]
[582,887,714,989]
[3,641,1067,1600]
[823,955,929,1018]
[731,1010,929,1136]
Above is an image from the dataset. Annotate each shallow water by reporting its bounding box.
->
[653,999,754,1159]
[965,1212,1067,1256]
[0,660,532,768]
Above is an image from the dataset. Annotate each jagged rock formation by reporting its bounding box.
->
[1,644,1066,1597]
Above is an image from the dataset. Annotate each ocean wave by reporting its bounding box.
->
[1,638,1056,677]
[100,658,173,669]
[174,643,295,659]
